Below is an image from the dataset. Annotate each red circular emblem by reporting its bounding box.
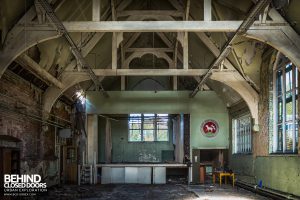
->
[201,120,219,137]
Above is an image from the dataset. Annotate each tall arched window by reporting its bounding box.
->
[273,54,298,153]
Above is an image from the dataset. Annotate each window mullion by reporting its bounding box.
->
[292,65,297,153]
[273,67,278,152]
[237,119,242,152]
[282,67,287,152]
[237,120,240,153]
[233,120,235,153]
[141,114,144,142]
[249,117,252,152]
[154,114,157,141]
[243,122,245,152]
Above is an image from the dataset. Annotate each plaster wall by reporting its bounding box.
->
[86,91,230,161]
[98,116,174,163]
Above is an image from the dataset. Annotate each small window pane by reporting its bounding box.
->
[144,123,154,129]
[296,68,298,88]
[157,130,168,141]
[285,123,293,151]
[157,121,168,129]
[144,114,155,129]
[130,113,141,118]
[285,69,292,92]
[129,122,141,129]
[277,70,283,96]
[277,125,283,151]
[143,129,154,141]
[129,114,141,124]
[285,97,293,121]
[144,113,155,117]
[129,130,142,142]
[278,97,283,123]
[157,114,168,117]
[296,124,299,149]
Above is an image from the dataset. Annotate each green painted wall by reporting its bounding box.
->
[189,91,229,150]
[228,105,300,197]
[86,91,190,114]
[229,155,255,183]
[255,156,300,196]
[98,116,174,163]
[87,91,229,161]
[190,112,229,150]
[230,155,300,196]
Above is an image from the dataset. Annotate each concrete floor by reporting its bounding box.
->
[188,185,270,200]
[42,184,197,200]
[41,184,270,200]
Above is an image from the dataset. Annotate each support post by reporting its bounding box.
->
[92,0,101,21]
[183,32,188,70]
[204,0,212,21]
[112,32,123,70]
[112,32,117,70]
[173,40,178,90]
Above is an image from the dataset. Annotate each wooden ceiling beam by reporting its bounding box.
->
[69,68,226,76]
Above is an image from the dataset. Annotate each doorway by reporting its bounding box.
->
[192,149,228,184]
[0,135,21,188]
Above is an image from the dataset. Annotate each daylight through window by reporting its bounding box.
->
[232,114,252,154]
[128,114,169,142]
[274,60,298,153]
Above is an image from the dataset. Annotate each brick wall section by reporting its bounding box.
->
[0,70,71,185]
[0,71,43,159]
[253,51,276,156]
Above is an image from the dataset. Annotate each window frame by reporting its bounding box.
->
[232,113,252,154]
[273,58,298,154]
[128,113,169,142]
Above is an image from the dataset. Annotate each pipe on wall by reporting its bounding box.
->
[236,180,299,200]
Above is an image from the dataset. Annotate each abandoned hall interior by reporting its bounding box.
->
[0,0,300,199]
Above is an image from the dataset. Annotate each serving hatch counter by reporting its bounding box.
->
[95,163,188,184]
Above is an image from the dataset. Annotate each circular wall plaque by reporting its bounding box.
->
[201,120,219,138]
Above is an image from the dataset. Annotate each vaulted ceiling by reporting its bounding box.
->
[0,0,298,113]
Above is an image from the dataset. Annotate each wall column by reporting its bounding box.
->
[87,114,98,165]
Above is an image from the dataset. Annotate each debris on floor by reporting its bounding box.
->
[39,184,198,200]
[187,184,271,200]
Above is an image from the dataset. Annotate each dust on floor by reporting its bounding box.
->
[39,184,270,200]
[188,184,270,200]
[40,184,198,200]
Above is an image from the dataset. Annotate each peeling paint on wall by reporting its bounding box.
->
[232,38,266,87]
[38,38,72,72]
[0,71,71,187]
[138,149,159,162]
